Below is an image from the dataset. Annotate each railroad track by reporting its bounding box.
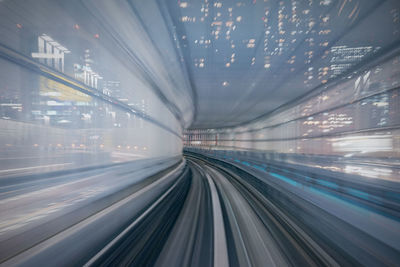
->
[2,156,399,266]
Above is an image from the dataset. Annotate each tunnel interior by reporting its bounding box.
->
[0,0,399,266]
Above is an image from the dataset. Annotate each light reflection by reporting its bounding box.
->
[344,165,393,179]
[331,135,393,153]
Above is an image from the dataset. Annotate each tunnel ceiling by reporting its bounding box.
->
[161,0,399,129]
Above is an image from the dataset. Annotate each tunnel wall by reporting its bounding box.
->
[184,52,400,167]
[0,0,193,175]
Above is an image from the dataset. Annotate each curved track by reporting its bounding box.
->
[1,156,399,266]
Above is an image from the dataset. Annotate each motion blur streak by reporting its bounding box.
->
[0,0,399,266]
